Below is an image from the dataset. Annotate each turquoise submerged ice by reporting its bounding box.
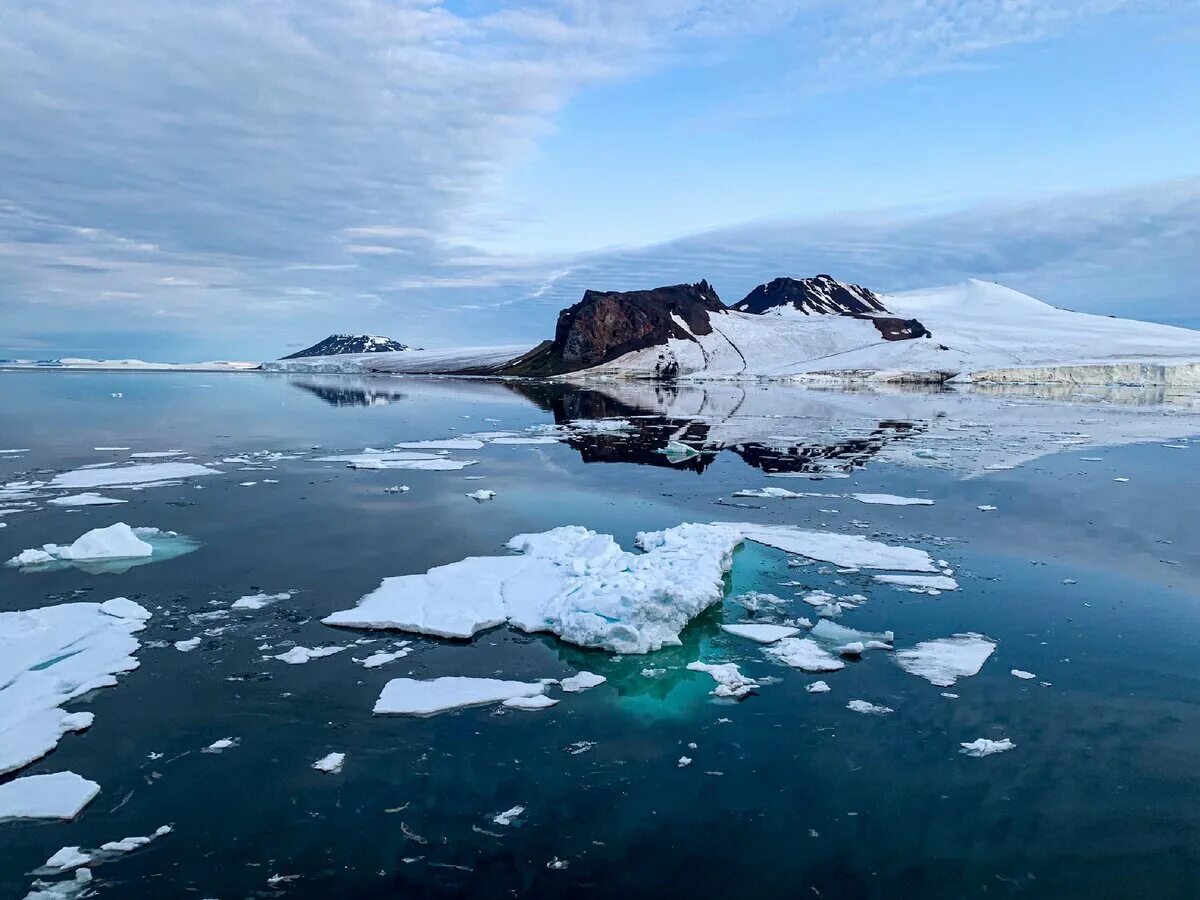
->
[324,522,936,653]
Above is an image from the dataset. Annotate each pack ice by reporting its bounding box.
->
[0,598,151,775]
[324,522,936,654]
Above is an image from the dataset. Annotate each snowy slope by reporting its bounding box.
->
[263,345,529,374]
[581,280,1200,383]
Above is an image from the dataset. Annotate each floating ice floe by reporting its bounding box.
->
[850,493,935,506]
[312,752,345,774]
[1011,669,1036,680]
[0,598,150,776]
[560,671,606,693]
[46,493,128,507]
[977,505,998,512]
[394,438,485,451]
[312,450,477,471]
[731,487,837,500]
[6,523,196,573]
[323,522,936,654]
[232,591,291,610]
[273,645,346,665]
[763,638,845,672]
[806,681,830,694]
[894,633,996,687]
[41,825,173,873]
[503,694,559,710]
[49,462,220,490]
[373,677,547,716]
[686,661,758,699]
[846,700,893,715]
[466,489,496,501]
[719,623,800,644]
[173,637,201,652]
[355,648,410,668]
[810,619,894,654]
[493,805,524,826]
[873,573,960,592]
[0,771,100,820]
[129,450,186,459]
[960,738,1015,757]
[203,737,238,753]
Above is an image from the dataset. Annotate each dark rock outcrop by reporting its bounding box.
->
[281,334,413,359]
[500,281,725,376]
[868,316,932,341]
[733,275,886,316]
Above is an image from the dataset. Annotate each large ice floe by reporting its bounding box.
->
[0,772,100,820]
[373,677,547,715]
[0,598,151,775]
[311,449,477,471]
[6,523,195,573]
[894,633,997,686]
[48,462,220,490]
[324,522,936,653]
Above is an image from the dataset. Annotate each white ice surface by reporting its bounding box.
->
[850,493,935,506]
[720,623,800,644]
[232,592,291,610]
[0,772,99,820]
[374,677,546,715]
[763,638,846,672]
[874,573,960,592]
[960,738,1015,757]
[686,661,758,699]
[895,633,996,687]
[46,494,128,507]
[846,700,893,715]
[49,463,220,490]
[559,671,607,693]
[273,645,346,664]
[312,752,345,773]
[0,599,150,775]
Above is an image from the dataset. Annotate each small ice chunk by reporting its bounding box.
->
[232,591,290,610]
[720,623,800,644]
[503,694,559,710]
[312,752,345,773]
[374,677,547,715]
[977,505,998,512]
[677,756,693,767]
[846,700,893,715]
[273,645,346,665]
[357,649,409,668]
[0,772,99,820]
[874,573,959,592]
[1011,669,1036,680]
[560,671,606,693]
[851,493,934,506]
[806,680,830,694]
[466,489,496,501]
[493,805,524,826]
[174,637,201,652]
[960,738,1014,757]
[895,633,996,687]
[44,846,93,871]
[686,661,758,699]
[204,737,238,752]
[763,638,845,672]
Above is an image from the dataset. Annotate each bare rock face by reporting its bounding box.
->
[733,275,886,316]
[501,281,725,376]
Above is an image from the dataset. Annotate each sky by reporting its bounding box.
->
[0,0,1198,361]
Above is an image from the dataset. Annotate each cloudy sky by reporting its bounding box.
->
[1,0,1197,360]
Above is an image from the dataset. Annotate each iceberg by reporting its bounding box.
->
[0,599,150,775]
[373,677,547,715]
[895,633,996,686]
[559,671,606,693]
[7,524,194,572]
[0,772,99,820]
[324,522,936,653]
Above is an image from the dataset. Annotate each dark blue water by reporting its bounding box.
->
[1,372,1199,899]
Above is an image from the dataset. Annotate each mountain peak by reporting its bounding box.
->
[733,275,886,316]
[280,334,415,360]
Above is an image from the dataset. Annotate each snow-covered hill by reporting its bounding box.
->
[263,345,530,374]
[280,334,413,359]
[579,279,1200,384]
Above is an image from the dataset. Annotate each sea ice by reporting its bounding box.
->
[394,438,485,450]
[503,695,559,710]
[0,599,150,775]
[850,493,935,506]
[7,522,154,567]
[874,573,960,592]
[763,638,846,672]
[374,677,547,715]
[846,700,893,715]
[324,522,935,653]
[686,661,758,699]
[560,671,606,693]
[174,638,201,652]
[273,645,346,665]
[810,619,894,652]
[960,738,1015,757]
[806,680,831,693]
[0,772,99,820]
[466,489,496,501]
[1011,669,1036,680]
[49,462,220,490]
[204,738,238,752]
[46,493,128,507]
[895,633,996,686]
[356,649,409,668]
[43,825,172,872]
[313,450,477,471]
[232,591,291,610]
[312,752,345,774]
[493,805,524,826]
[732,487,834,500]
[719,623,800,644]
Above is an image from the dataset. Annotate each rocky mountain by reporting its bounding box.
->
[732,275,886,316]
[500,281,725,377]
[280,334,414,359]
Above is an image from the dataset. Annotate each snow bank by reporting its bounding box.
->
[324,521,934,653]
[374,677,546,715]
[0,772,99,820]
[895,633,996,686]
[1,599,150,775]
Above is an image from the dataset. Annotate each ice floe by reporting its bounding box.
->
[324,521,935,653]
[204,737,238,752]
[492,805,524,826]
[960,738,1015,757]
[0,599,150,775]
[719,623,800,644]
[312,752,345,774]
[846,700,893,715]
[850,493,935,506]
[763,638,845,672]
[41,825,172,873]
[0,772,99,820]
[560,671,607,693]
[466,489,496,501]
[232,591,291,610]
[686,661,758,699]
[46,493,128,507]
[806,680,831,693]
[503,694,559,710]
[173,637,201,652]
[873,573,960,592]
[894,633,996,686]
[373,677,547,715]
[1011,669,1036,680]
[7,524,195,573]
[49,462,220,490]
[313,450,478,471]
[355,648,410,668]
[273,645,346,664]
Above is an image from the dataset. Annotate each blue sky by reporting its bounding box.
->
[1,0,1197,360]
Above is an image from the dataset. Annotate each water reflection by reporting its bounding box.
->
[289,375,409,407]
